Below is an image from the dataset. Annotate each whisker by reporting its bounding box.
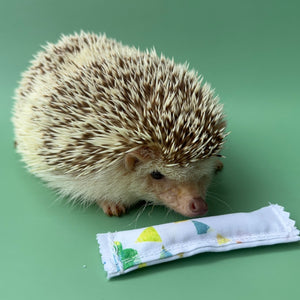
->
[207,191,233,212]
[148,203,156,216]
[127,202,149,227]
[165,207,172,219]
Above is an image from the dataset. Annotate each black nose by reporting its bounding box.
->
[189,197,208,216]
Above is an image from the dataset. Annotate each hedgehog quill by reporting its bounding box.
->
[12,32,228,217]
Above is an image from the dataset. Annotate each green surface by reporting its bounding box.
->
[1,0,300,299]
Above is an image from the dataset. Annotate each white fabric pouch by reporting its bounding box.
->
[96,204,300,279]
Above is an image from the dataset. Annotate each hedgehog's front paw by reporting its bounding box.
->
[215,160,223,172]
[98,200,127,217]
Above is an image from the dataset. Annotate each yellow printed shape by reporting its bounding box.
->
[174,220,189,223]
[217,234,231,245]
[136,227,162,243]
[138,263,147,268]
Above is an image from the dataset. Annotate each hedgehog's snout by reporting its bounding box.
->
[189,197,208,217]
[151,178,209,218]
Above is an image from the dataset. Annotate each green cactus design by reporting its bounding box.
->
[114,241,141,270]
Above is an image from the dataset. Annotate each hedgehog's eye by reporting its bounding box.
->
[150,171,164,180]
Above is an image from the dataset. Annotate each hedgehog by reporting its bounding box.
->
[12,32,228,218]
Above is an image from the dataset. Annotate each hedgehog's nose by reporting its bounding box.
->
[189,197,208,216]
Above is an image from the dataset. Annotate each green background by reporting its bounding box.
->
[1,0,299,299]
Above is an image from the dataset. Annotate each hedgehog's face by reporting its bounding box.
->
[125,147,217,217]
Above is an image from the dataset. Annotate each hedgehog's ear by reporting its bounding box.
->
[124,147,157,171]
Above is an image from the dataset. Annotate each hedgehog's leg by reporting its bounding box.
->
[97,200,127,217]
[215,160,223,172]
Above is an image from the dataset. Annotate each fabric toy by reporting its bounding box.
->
[96,204,299,279]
